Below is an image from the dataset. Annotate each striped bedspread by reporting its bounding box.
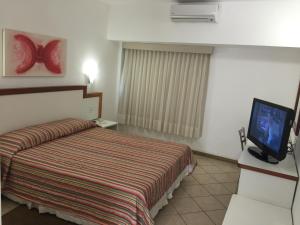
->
[0,119,192,225]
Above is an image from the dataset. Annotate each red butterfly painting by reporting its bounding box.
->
[3,29,66,76]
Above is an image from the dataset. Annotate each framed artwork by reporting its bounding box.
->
[294,81,300,136]
[2,29,66,76]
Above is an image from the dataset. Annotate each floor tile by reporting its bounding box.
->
[216,164,240,173]
[2,197,19,215]
[193,166,206,174]
[214,195,232,208]
[181,175,199,186]
[192,156,198,165]
[196,159,215,166]
[173,187,190,198]
[181,212,215,225]
[211,173,239,183]
[226,173,240,182]
[203,184,231,195]
[193,174,218,185]
[172,197,201,214]
[158,202,178,215]
[206,209,227,225]
[183,185,210,197]
[201,165,223,174]
[155,214,186,225]
[223,182,238,194]
[210,173,230,183]
[155,157,232,224]
[193,196,225,211]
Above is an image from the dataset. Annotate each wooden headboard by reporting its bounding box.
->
[0,85,102,134]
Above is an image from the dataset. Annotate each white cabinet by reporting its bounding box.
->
[223,195,292,225]
[223,143,298,225]
[237,147,298,209]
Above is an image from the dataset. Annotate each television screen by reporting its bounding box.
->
[249,102,287,153]
[247,98,294,162]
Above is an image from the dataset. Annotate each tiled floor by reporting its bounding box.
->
[2,154,240,225]
[154,154,240,225]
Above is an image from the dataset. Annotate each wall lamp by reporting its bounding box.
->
[82,59,99,85]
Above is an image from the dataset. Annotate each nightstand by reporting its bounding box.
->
[93,119,118,130]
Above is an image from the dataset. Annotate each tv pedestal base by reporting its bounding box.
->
[248,147,279,164]
[237,145,298,209]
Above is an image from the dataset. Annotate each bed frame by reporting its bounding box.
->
[0,85,102,134]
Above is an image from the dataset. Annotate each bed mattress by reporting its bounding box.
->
[0,119,192,225]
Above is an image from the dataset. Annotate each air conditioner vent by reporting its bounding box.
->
[170,3,219,23]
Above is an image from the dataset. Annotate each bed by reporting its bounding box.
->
[0,118,192,225]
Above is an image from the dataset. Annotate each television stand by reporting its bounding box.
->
[248,147,279,164]
[238,145,298,209]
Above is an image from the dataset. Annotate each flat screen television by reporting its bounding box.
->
[247,98,295,164]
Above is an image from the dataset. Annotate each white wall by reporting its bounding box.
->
[106,0,300,159]
[119,46,300,160]
[107,0,300,48]
[0,0,120,120]
[199,46,299,159]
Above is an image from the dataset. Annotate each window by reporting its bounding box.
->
[118,43,212,138]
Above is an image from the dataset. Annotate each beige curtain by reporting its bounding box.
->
[118,48,211,138]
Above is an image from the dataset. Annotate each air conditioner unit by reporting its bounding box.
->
[170,3,219,23]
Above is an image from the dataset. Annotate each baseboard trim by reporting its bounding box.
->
[192,150,238,164]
